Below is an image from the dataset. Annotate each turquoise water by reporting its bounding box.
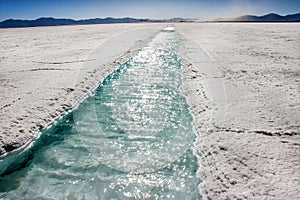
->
[0,31,201,199]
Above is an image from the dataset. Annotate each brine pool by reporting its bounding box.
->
[0,30,201,199]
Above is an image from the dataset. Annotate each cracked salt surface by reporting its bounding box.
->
[0,29,201,199]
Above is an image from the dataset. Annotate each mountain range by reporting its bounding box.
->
[234,13,300,22]
[216,13,300,22]
[0,13,299,28]
[0,17,189,28]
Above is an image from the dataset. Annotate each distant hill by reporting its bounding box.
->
[0,17,190,28]
[234,13,300,22]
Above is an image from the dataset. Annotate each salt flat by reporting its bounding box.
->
[0,23,299,199]
[176,23,300,200]
[0,23,163,154]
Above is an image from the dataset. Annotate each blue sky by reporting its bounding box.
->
[0,0,299,21]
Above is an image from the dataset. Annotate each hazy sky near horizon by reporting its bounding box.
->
[0,0,299,21]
